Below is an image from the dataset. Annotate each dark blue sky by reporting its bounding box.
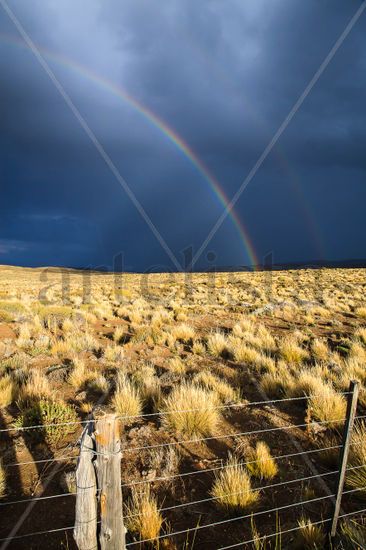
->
[0,0,365,271]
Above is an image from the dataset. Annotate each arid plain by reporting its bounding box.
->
[0,265,366,548]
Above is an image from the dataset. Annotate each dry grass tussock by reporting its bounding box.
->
[0,374,16,408]
[286,368,320,398]
[171,323,195,343]
[355,327,366,345]
[260,362,292,398]
[113,373,143,421]
[167,356,186,374]
[207,331,229,357]
[125,486,163,542]
[0,460,6,498]
[162,382,220,437]
[346,422,366,496]
[307,384,347,426]
[68,356,90,389]
[193,371,238,403]
[245,441,278,479]
[131,365,161,410]
[211,454,259,511]
[17,369,51,408]
[279,336,309,365]
[311,338,329,362]
[297,517,326,549]
[230,338,262,365]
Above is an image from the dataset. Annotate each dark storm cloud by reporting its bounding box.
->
[0,0,365,269]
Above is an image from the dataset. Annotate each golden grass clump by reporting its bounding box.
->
[192,340,205,355]
[255,325,276,353]
[286,368,320,398]
[349,341,366,362]
[112,373,143,421]
[230,339,261,365]
[307,384,346,426]
[246,441,278,479]
[355,306,366,319]
[279,337,309,365]
[235,317,256,335]
[113,326,126,344]
[17,369,51,408]
[355,327,366,346]
[66,331,98,353]
[68,357,90,389]
[162,382,220,437]
[260,370,289,398]
[297,517,326,549]
[311,338,329,362]
[0,460,5,498]
[125,487,163,542]
[62,318,77,333]
[211,455,259,511]
[0,375,16,408]
[104,344,124,363]
[87,374,109,395]
[340,518,366,548]
[206,331,229,357]
[167,356,186,374]
[131,366,161,410]
[193,371,237,403]
[346,422,366,496]
[171,323,195,342]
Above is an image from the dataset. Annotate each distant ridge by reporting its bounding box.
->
[199,259,366,272]
[1,259,366,274]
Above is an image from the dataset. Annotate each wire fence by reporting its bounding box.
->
[0,389,365,548]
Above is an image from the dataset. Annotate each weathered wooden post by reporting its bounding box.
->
[330,380,359,539]
[74,420,98,550]
[95,414,125,550]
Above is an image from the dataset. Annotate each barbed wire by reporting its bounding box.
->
[125,417,350,453]
[128,483,366,548]
[3,454,78,469]
[219,499,366,550]
[125,492,337,546]
[125,469,339,520]
[117,392,351,421]
[0,444,341,507]
[0,469,365,543]
[0,524,75,544]
[339,507,366,519]
[218,518,333,550]
[0,391,355,434]
[122,443,342,487]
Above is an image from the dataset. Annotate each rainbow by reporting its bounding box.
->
[179,32,326,261]
[0,32,260,268]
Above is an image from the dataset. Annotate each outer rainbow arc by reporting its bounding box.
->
[0,33,259,269]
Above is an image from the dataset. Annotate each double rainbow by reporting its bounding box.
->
[0,32,259,267]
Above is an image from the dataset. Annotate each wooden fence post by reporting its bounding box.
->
[330,380,359,539]
[74,420,98,550]
[95,414,125,550]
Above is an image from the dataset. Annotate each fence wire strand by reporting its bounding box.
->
[125,469,339,520]
[125,493,337,546]
[122,443,342,488]
[125,417,348,453]
[218,518,333,550]
[0,444,341,508]
[0,391,354,434]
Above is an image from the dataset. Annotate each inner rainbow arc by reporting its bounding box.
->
[0,32,259,269]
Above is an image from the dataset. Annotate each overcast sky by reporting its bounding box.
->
[0,0,365,270]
